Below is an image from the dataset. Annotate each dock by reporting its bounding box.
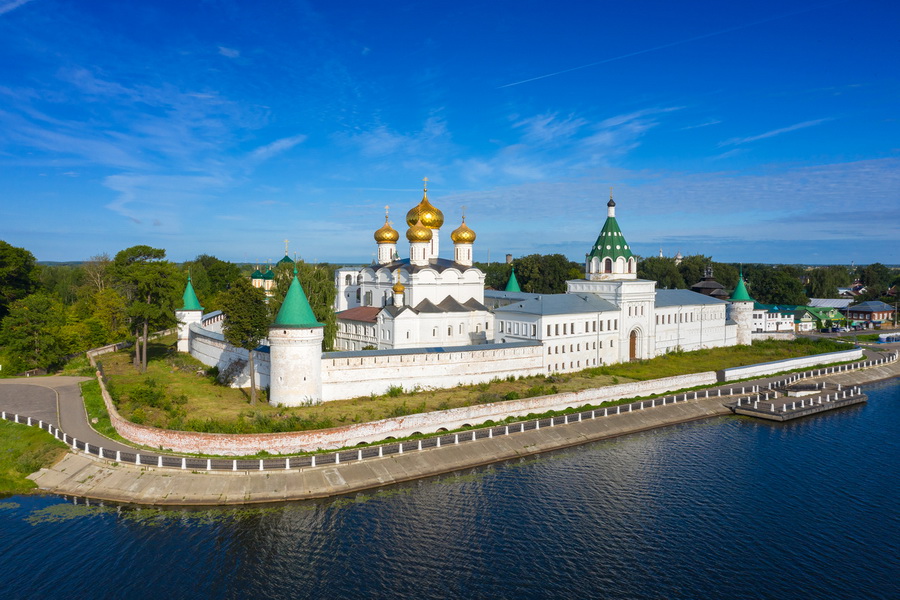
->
[729,381,867,421]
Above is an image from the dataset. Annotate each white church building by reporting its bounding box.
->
[178,185,755,406]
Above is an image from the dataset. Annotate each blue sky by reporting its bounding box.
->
[1,0,897,266]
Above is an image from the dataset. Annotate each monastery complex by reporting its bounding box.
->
[177,184,762,407]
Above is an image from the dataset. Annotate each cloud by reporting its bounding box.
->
[0,0,34,16]
[218,46,240,58]
[248,134,307,163]
[719,118,831,146]
[512,112,587,144]
[343,117,450,158]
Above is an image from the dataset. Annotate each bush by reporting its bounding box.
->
[386,385,404,397]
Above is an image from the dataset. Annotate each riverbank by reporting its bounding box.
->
[25,350,900,506]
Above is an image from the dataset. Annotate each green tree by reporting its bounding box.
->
[111,245,181,372]
[38,264,84,305]
[710,262,738,291]
[510,254,580,293]
[0,293,67,372]
[220,278,269,405]
[637,257,685,289]
[748,267,808,305]
[857,263,893,289]
[474,262,513,290]
[677,255,711,288]
[0,241,39,321]
[807,265,852,298]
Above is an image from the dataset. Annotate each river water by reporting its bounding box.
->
[2,379,897,600]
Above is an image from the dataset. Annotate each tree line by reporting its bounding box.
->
[0,241,337,376]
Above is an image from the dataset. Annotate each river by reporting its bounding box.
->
[1,378,897,599]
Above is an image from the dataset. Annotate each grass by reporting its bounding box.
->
[0,419,69,496]
[95,335,853,435]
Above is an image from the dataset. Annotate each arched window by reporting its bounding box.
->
[345,274,352,285]
[604,258,613,273]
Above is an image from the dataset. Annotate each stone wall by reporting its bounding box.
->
[103,370,716,455]
[751,331,795,341]
[320,342,544,401]
[718,348,863,381]
[188,323,270,389]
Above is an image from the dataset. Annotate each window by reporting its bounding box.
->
[555,324,559,335]
[499,321,505,333]
[547,324,552,336]
[448,326,452,336]
[433,328,438,337]
[532,324,537,336]
[563,323,567,335]
[614,319,618,329]
[459,323,464,334]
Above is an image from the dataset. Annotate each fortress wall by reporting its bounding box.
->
[103,370,716,455]
[320,343,545,402]
[719,348,863,381]
[188,323,270,389]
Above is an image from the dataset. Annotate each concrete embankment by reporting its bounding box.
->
[30,396,730,506]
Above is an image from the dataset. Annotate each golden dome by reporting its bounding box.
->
[450,216,476,243]
[374,215,399,243]
[392,280,405,294]
[406,181,444,229]
[406,217,433,242]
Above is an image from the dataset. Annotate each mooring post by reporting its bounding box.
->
[136,453,141,466]
[233,460,237,471]
[207,459,212,471]
[505,425,510,435]
[378,446,383,457]
[182,457,186,469]
[358,450,362,461]
[286,458,291,469]
[158,455,162,468]
[259,459,264,470]
[472,431,476,441]
[455,434,459,444]
[437,437,441,447]
[336,452,340,463]
[312,455,316,467]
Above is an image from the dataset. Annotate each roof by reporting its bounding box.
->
[484,290,539,302]
[250,269,263,279]
[494,293,619,317]
[808,298,853,309]
[336,306,382,323]
[730,276,753,302]
[365,257,479,275]
[847,300,894,313]
[278,255,295,264]
[655,289,728,308]
[180,277,203,311]
[272,274,324,328]
[262,269,275,280]
[586,213,633,263]
[505,268,521,292]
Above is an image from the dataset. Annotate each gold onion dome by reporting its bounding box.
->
[392,280,405,294]
[450,216,476,243]
[406,182,444,229]
[374,215,399,243]
[406,217,433,242]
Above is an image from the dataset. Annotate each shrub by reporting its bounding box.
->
[386,385,404,397]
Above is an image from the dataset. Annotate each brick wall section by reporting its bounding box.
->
[97,370,716,455]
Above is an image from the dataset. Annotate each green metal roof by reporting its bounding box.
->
[278,254,295,264]
[730,275,753,302]
[586,213,633,262]
[180,276,203,311]
[250,269,263,279]
[262,269,275,280]
[273,273,324,328]
[505,267,521,292]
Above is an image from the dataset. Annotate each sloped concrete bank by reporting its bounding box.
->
[30,395,731,506]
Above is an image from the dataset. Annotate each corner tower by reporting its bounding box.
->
[268,269,325,406]
[176,275,203,353]
[585,192,636,281]
[729,270,754,346]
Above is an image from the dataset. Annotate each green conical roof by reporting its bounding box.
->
[505,267,521,292]
[180,276,203,311]
[250,269,263,279]
[587,205,633,263]
[730,273,753,302]
[273,272,324,328]
[278,254,294,264]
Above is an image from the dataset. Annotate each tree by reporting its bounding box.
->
[0,241,38,320]
[0,293,67,372]
[677,255,710,288]
[82,253,111,293]
[857,263,893,289]
[748,267,808,305]
[220,278,269,405]
[637,257,685,289]
[111,245,181,372]
[807,266,851,298]
[510,254,580,293]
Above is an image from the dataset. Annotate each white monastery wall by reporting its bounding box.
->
[719,348,863,381]
[188,323,271,389]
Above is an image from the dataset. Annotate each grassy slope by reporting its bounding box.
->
[94,335,851,435]
[0,420,68,496]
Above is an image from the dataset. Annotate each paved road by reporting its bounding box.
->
[0,376,135,453]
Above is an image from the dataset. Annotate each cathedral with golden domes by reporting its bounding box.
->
[334,180,492,350]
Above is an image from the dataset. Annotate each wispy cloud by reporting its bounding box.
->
[0,0,34,16]
[498,1,852,88]
[680,119,722,131]
[218,46,240,58]
[248,134,307,163]
[720,118,831,146]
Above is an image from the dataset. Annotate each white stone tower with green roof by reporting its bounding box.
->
[268,269,325,406]
[728,270,754,345]
[176,275,203,353]
[585,194,637,281]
